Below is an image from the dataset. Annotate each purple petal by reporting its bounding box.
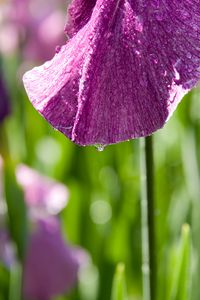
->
[0,73,10,123]
[16,165,69,217]
[23,0,200,146]
[23,217,79,300]
[0,230,16,267]
[65,0,96,37]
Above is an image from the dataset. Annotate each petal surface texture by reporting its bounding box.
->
[23,0,200,146]
[65,0,97,37]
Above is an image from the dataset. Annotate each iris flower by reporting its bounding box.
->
[16,164,69,218]
[23,217,80,300]
[0,160,86,299]
[0,231,15,267]
[23,0,200,146]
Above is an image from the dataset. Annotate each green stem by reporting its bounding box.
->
[0,123,9,160]
[140,136,156,300]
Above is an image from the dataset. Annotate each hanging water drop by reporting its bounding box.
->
[95,144,105,152]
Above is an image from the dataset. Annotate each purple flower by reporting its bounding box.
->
[0,230,15,267]
[23,1,200,146]
[16,164,69,218]
[0,160,87,299]
[23,217,79,299]
[0,0,67,62]
[23,217,80,300]
[0,72,10,123]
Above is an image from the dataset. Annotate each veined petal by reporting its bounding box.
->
[65,0,96,37]
[23,0,200,146]
[23,31,86,139]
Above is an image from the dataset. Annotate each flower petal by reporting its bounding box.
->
[23,20,93,139]
[23,217,79,299]
[16,165,69,217]
[65,0,96,37]
[23,0,200,146]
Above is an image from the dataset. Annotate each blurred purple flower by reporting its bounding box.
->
[0,230,15,267]
[16,164,69,218]
[23,217,80,300]
[0,71,10,123]
[23,1,200,146]
[0,160,87,299]
[0,0,67,62]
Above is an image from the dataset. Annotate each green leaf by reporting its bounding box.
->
[0,263,9,300]
[9,262,22,300]
[111,263,128,300]
[166,224,191,300]
[176,224,191,300]
[3,160,28,262]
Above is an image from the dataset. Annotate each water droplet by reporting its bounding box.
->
[186,52,192,59]
[95,144,105,152]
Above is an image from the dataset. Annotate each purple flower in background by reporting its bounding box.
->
[23,0,200,146]
[0,72,10,123]
[0,160,87,299]
[23,217,80,300]
[0,231,15,267]
[16,164,69,218]
[0,0,67,62]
